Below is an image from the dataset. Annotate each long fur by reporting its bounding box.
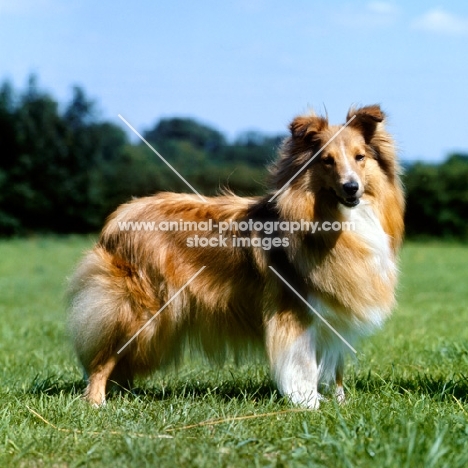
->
[68,105,404,407]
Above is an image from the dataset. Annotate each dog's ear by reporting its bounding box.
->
[289,114,328,140]
[346,105,384,143]
[348,105,399,180]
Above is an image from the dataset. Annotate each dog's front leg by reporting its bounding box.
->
[266,313,321,409]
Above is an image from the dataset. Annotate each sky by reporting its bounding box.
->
[1,0,467,162]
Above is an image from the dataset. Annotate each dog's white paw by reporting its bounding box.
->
[282,379,323,409]
[335,385,346,404]
[84,384,107,408]
[288,389,323,409]
[91,399,106,409]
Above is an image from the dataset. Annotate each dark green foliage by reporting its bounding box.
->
[144,116,226,153]
[0,75,467,238]
[404,155,468,240]
[0,78,278,234]
[142,119,278,196]
[0,78,130,234]
[221,131,283,167]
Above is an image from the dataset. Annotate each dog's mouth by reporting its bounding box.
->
[338,196,360,208]
[330,189,360,208]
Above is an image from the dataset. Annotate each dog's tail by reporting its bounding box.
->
[67,246,177,378]
[67,247,130,374]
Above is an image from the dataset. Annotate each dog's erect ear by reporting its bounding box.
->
[347,105,384,143]
[289,114,328,140]
[348,105,399,180]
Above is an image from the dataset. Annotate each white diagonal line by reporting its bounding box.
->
[268,114,356,202]
[117,266,206,354]
[268,266,357,354]
[118,114,206,202]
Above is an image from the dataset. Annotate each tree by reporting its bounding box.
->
[0,77,130,234]
[404,154,468,239]
[144,117,226,153]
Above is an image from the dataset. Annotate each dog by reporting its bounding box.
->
[68,104,404,408]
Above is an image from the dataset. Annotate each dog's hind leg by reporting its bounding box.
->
[335,354,345,404]
[68,247,146,406]
[84,354,120,407]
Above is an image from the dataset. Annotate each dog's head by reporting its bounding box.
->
[274,105,397,209]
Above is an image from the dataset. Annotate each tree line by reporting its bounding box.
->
[0,77,467,239]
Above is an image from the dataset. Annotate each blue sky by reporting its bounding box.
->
[1,0,467,162]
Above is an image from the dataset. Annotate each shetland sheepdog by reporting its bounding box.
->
[68,105,404,408]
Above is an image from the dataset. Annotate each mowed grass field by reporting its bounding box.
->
[0,237,467,467]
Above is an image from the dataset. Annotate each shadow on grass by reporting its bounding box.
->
[28,374,86,396]
[353,370,468,402]
[28,370,468,404]
[27,373,278,403]
[130,376,278,403]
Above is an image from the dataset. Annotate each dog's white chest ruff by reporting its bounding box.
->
[343,201,396,282]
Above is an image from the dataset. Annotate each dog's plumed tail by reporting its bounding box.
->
[67,246,181,405]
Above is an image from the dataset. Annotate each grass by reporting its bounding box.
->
[0,236,467,467]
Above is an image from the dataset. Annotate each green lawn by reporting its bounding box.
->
[0,237,467,467]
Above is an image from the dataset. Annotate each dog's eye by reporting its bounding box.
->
[355,154,365,162]
[322,156,334,166]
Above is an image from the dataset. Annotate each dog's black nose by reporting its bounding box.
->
[343,181,359,195]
